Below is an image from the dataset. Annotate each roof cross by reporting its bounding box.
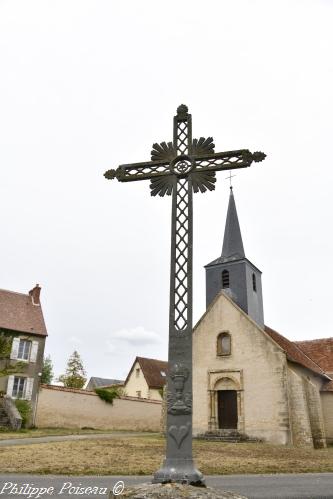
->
[226,171,236,188]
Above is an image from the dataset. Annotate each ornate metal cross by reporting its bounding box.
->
[104,105,266,485]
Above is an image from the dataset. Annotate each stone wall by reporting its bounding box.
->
[287,369,313,447]
[193,293,291,445]
[321,392,333,444]
[303,379,326,448]
[288,364,328,447]
[36,385,162,431]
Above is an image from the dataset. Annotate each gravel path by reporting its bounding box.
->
[0,431,157,447]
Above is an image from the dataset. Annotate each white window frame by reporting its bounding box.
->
[17,339,32,361]
[7,376,34,400]
[11,376,27,399]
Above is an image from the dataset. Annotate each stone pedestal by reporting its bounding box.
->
[109,483,247,498]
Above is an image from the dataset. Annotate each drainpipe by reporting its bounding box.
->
[32,372,42,427]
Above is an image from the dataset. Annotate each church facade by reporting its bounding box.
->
[192,188,333,447]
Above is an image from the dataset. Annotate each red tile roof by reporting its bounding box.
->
[125,357,168,389]
[294,338,333,373]
[0,288,47,336]
[264,326,329,378]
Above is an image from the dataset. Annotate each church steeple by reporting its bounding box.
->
[221,187,245,261]
[205,187,264,328]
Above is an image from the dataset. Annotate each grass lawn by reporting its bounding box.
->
[0,434,332,475]
[0,427,117,440]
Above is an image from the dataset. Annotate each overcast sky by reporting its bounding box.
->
[1,0,332,382]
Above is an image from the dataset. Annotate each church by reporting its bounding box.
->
[192,187,333,447]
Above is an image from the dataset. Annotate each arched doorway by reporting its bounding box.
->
[210,376,240,431]
[217,390,238,429]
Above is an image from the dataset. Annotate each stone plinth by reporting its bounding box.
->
[109,483,247,498]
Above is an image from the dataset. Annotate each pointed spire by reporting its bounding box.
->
[221,187,245,261]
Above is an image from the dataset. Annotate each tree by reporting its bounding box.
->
[58,350,87,389]
[41,354,54,384]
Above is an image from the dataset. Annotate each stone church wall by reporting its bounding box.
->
[321,392,333,444]
[193,293,291,445]
[303,380,326,448]
[36,385,162,431]
[288,364,327,447]
[287,369,313,447]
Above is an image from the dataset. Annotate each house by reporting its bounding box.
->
[124,356,168,400]
[192,187,333,447]
[0,285,47,427]
[85,377,124,391]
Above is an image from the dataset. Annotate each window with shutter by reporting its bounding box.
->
[17,340,31,361]
[10,338,20,360]
[30,341,39,363]
[25,378,34,401]
[12,377,27,398]
[6,375,14,396]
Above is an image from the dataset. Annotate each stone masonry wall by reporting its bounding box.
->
[303,379,327,448]
[36,385,162,431]
[321,392,333,444]
[193,293,291,445]
[287,369,313,447]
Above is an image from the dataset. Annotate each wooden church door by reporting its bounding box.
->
[217,390,238,429]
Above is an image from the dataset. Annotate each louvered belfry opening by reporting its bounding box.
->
[222,269,230,288]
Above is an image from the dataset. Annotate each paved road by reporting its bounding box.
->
[0,432,156,447]
[0,474,332,498]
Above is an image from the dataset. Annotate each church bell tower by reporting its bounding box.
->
[205,187,264,328]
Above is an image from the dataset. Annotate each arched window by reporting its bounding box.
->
[252,273,257,292]
[222,270,230,289]
[217,332,231,356]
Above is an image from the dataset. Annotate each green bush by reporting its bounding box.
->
[94,387,122,405]
[15,399,32,427]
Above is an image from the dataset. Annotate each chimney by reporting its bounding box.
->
[29,284,41,306]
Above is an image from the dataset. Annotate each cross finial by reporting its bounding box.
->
[226,171,236,189]
[176,104,189,118]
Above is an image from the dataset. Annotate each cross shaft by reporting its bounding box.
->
[104,104,266,485]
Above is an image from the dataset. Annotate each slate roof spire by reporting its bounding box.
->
[221,187,245,261]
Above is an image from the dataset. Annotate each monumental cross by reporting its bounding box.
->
[104,105,266,485]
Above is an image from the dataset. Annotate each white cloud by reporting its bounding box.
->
[108,326,162,347]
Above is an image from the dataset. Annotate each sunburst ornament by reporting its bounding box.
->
[192,136,215,155]
[151,142,176,162]
[150,175,174,197]
[191,171,216,193]
[149,137,217,196]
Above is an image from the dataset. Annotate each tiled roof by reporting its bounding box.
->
[0,288,47,336]
[294,338,333,373]
[126,357,168,389]
[264,326,328,378]
[86,377,124,389]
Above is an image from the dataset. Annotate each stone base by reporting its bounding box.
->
[152,457,205,486]
[109,483,247,498]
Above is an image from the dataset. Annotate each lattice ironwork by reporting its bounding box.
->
[174,178,189,331]
[104,104,266,486]
[176,121,189,155]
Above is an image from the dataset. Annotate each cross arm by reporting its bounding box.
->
[194,149,266,173]
[104,159,171,183]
